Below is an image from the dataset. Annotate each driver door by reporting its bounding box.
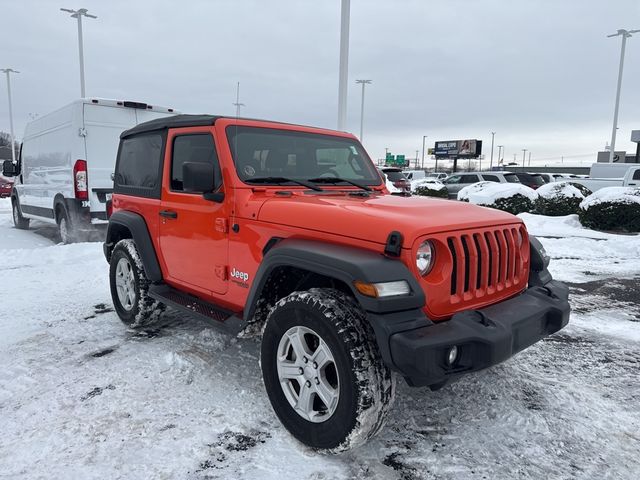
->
[158,128,228,296]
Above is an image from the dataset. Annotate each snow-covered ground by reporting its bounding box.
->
[1,198,639,479]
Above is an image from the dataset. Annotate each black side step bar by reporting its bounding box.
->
[149,284,244,334]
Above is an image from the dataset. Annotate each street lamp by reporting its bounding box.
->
[421,135,427,169]
[489,132,496,170]
[522,149,527,170]
[233,81,245,117]
[606,28,639,163]
[355,79,371,142]
[497,145,504,166]
[60,7,97,98]
[1,68,19,163]
[337,0,350,130]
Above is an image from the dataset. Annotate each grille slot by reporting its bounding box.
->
[447,227,523,300]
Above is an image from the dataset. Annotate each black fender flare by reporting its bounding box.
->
[104,210,162,282]
[243,238,425,322]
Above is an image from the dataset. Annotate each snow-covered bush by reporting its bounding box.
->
[413,182,448,198]
[458,182,538,215]
[569,182,592,197]
[578,187,640,232]
[534,181,589,216]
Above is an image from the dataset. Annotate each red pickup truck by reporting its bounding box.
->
[104,114,570,452]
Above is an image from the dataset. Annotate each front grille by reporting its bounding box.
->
[447,226,524,302]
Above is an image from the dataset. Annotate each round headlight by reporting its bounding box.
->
[416,240,435,276]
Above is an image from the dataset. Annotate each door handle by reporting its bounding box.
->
[159,210,178,219]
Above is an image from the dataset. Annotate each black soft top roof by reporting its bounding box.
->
[120,114,221,139]
[120,114,347,139]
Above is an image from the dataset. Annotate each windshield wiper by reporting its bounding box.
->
[307,177,372,191]
[244,176,324,191]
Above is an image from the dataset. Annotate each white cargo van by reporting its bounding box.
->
[2,98,178,242]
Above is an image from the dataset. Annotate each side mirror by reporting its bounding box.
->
[182,162,224,202]
[2,160,17,177]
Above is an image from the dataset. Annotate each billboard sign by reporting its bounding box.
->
[434,139,482,159]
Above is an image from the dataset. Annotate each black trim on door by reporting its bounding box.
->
[21,205,55,219]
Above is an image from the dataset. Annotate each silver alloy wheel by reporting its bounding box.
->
[12,203,19,225]
[277,325,340,423]
[115,257,136,311]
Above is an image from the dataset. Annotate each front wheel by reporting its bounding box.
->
[261,288,395,452]
[12,199,30,230]
[109,239,164,328]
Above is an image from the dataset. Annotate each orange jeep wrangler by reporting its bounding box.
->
[104,115,570,452]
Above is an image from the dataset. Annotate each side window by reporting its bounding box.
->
[445,175,461,184]
[171,134,222,192]
[633,169,640,180]
[461,174,479,183]
[115,133,163,196]
[482,174,499,182]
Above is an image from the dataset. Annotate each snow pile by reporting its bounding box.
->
[537,181,585,200]
[579,186,640,210]
[457,181,538,203]
[411,178,445,191]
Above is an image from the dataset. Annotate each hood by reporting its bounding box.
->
[257,193,521,247]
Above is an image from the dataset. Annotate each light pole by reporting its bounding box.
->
[337,0,350,130]
[497,145,504,166]
[522,149,527,170]
[489,132,496,170]
[1,68,19,163]
[355,79,371,141]
[528,151,532,167]
[606,29,639,163]
[60,8,97,98]
[233,81,245,117]
[421,135,428,169]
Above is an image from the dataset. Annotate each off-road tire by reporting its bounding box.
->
[261,288,395,452]
[12,198,30,230]
[109,239,164,328]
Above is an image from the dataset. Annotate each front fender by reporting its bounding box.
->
[243,238,425,322]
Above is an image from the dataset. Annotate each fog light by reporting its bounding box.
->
[447,346,458,366]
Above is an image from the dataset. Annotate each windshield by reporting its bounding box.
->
[226,126,382,186]
[384,171,407,182]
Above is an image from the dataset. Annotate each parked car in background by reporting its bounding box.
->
[0,177,13,198]
[537,173,554,183]
[381,167,411,194]
[1,98,178,243]
[443,171,520,199]
[569,165,640,192]
[426,172,448,181]
[513,172,546,189]
[403,169,426,181]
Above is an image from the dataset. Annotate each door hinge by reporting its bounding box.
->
[215,265,228,281]
[215,218,228,233]
[78,127,87,137]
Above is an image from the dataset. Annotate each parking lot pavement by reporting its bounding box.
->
[1,201,639,479]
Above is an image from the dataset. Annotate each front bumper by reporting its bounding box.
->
[377,280,570,388]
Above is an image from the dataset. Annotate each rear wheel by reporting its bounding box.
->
[261,288,395,452]
[57,210,74,244]
[12,199,30,230]
[109,239,164,327]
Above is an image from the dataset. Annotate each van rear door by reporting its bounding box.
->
[83,103,176,219]
[83,104,137,217]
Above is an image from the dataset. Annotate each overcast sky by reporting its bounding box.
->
[1,0,639,167]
